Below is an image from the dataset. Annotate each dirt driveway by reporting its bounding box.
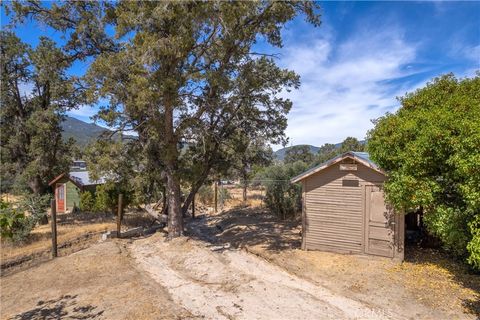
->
[132,233,393,320]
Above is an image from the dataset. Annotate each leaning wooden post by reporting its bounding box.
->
[214,181,218,213]
[117,193,123,238]
[50,199,58,258]
[192,194,196,219]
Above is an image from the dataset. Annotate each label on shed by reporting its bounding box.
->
[340,164,357,171]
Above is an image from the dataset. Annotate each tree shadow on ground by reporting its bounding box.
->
[186,206,301,252]
[12,294,104,320]
[405,247,480,316]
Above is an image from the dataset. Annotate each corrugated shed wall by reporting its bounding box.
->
[304,160,385,253]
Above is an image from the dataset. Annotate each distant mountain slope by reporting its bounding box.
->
[274,145,320,161]
[274,141,364,161]
[61,116,110,146]
[61,116,135,147]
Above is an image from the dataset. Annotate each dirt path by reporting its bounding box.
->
[183,209,479,319]
[131,233,402,320]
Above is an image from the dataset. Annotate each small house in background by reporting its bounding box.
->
[48,171,106,213]
[71,160,87,171]
[291,151,405,261]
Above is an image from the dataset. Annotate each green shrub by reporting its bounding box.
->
[467,215,480,269]
[0,200,30,240]
[0,194,50,242]
[257,161,307,219]
[197,185,214,205]
[79,191,95,212]
[94,182,133,214]
[367,74,480,268]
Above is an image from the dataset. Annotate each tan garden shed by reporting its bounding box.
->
[291,152,404,260]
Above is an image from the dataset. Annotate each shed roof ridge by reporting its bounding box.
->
[290,151,384,183]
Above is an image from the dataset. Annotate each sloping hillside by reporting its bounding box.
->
[61,116,135,147]
[61,116,109,146]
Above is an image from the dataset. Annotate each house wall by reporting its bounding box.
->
[65,180,81,210]
[303,159,387,254]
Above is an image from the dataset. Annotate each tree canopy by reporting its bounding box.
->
[8,1,321,237]
[367,73,480,268]
[0,31,80,194]
[284,145,314,164]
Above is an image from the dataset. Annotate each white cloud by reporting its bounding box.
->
[276,27,421,148]
[67,105,98,121]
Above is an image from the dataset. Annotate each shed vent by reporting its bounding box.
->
[342,179,359,187]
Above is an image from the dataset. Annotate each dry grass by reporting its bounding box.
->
[1,210,155,264]
[1,221,114,262]
[0,193,23,203]
[196,186,266,211]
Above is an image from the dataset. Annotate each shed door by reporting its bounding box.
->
[364,185,394,257]
[56,183,65,213]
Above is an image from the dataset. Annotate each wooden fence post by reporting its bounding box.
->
[117,193,123,238]
[50,199,57,258]
[214,181,218,213]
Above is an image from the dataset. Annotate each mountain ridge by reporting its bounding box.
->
[61,116,135,147]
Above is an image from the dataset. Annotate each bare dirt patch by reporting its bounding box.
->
[188,207,479,319]
[1,240,190,320]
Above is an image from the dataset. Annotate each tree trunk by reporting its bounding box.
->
[181,168,211,215]
[166,168,183,238]
[242,173,248,203]
[29,176,49,224]
[29,175,45,195]
[241,162,248,203]
[164,99,183,239]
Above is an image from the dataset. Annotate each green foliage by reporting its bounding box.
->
[7,1,321,237]
[93,182,131,214]
[0,31,80,195]
[467,215,480,269]
[197,185,214,205]
[79,191,95,212]
[312,137,365,166]
[284,145,314,164]
[0,194,50,242]
[0,200,28,239]
[257,161,307,219]
[339,137,365,153]
[367,73,480,268]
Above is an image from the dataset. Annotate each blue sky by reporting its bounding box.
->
[2,2,479,148]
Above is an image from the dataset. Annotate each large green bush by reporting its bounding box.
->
[257,161,307,219]
[79,191,96,212]
[0,194,50,242]
[367,73,480,268]
[94,182,133,214]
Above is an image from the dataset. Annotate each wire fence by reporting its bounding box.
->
[200,179,296,211]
